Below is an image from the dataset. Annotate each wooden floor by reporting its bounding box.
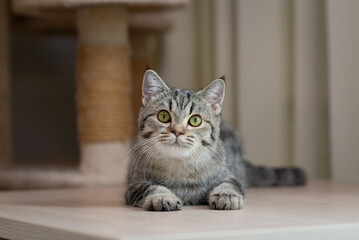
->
[0,180,358,240]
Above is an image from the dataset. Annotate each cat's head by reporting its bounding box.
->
[137,69,225,159]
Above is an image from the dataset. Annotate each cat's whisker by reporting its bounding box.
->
[131,135,163,180]
[125,139,153,166]
[142,142,160,180]
[198,143,221,159]
[128,139,158,180]
[122,138,154,171]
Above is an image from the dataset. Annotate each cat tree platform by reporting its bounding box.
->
[0,180,358,239]
[0,0,186,189]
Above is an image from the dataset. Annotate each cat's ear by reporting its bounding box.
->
[142,69,169,106]
[199,79,225,114]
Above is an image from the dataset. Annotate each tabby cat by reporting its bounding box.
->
[125,69,305,211]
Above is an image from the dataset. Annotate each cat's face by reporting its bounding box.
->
[137,70,225,159]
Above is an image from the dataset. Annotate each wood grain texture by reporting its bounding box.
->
[0,180,358,240]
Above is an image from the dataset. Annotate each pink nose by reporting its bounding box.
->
[171,130,183,137]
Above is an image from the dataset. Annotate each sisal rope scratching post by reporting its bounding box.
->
[76,7,133,181]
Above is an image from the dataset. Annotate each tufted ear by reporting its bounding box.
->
[199,79,225,114]
[142,70,169,106]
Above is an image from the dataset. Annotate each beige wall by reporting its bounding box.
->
[237,0,293,167]
[160,2,197,91]
[293,0,329,178]
[327,0,359,183]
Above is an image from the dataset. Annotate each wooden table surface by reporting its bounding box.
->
[0,180,358,240]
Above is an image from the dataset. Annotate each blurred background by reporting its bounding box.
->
[1,0,359,186]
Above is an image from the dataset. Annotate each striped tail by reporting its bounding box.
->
[245,161,307,187]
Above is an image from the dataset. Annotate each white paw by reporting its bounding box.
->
[144,194,182,211]
[209,190,244,210]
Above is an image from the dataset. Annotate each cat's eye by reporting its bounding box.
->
[158,110,171,123]
[188,115,202,127]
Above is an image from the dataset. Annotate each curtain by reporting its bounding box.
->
[160,0,359,183]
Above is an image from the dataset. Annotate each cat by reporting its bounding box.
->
[125,69,306,211]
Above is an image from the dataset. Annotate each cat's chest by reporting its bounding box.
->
[152,157,217,183]
[171,184,210,205]
[150,158,219,204]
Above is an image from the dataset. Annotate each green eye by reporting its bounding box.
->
[189,115,202,127]
[158,110,171,123]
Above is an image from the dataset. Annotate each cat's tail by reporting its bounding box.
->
[244,161,306,187]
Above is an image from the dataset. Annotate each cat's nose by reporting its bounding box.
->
[171,130,183,137]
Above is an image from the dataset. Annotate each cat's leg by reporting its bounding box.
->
[209,179,245,210]
[126,181,182,211]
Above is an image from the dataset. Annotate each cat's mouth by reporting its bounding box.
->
[158,135,191,149]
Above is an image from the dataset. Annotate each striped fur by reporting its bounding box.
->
[125,70,306,211]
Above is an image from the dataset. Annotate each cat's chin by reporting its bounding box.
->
[158,142,192,158]
[160,141,188,149]
[170,142,187,148]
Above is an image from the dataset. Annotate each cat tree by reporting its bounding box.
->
[0,0,186,189]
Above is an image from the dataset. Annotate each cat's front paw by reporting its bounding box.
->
[209,190,244,210]
[143,194,182,211]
